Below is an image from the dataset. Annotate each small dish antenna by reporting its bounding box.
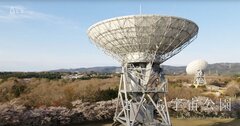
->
[186,59,208,88]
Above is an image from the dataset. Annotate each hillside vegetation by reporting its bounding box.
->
[0,74,239,108]
[0,77,119,107]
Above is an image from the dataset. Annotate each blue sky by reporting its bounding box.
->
[0,0,239,71]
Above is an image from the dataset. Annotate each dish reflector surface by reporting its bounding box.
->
[186,59,208,75]
[88,15,198,63]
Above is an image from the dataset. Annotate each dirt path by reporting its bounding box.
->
[80,118,240,126]
[171,118,239,126]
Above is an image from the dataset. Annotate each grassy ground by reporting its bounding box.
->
[171,118,240,126]
[80,118,240,126]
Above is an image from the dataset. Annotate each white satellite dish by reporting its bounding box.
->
[186,59,208,75]
[186,59,208,87]
[88,15,198,126]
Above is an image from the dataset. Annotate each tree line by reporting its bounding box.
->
[0,72,62,80]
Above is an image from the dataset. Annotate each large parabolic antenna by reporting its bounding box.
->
[88,15,198,126]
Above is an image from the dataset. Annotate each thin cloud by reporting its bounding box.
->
[0,5,80,29]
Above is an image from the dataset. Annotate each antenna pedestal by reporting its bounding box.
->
[193,70,206,88]
[113,62,171,126]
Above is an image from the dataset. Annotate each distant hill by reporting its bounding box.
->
[206,63,240,75]
[50,66,121,73]
[162,63,240,75]
[50,63,240,76]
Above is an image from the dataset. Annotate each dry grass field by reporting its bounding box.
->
[0,75,240,126]
[0,77,119,107]
[0,75,239,108]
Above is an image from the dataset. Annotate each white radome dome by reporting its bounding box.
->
[186,59,208,75]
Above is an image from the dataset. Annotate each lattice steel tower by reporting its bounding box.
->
[87,15,198,126]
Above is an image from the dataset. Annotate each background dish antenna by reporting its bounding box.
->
[186,59,208,88]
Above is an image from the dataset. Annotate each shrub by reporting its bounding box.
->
[63,85,76,102]
[94,87,118,101]
[225,81,240,97]
[81,84,97,102]
[79,76,91,80]
[167,84,203,100]
[11,82,26,97]
[0,78,27,102]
